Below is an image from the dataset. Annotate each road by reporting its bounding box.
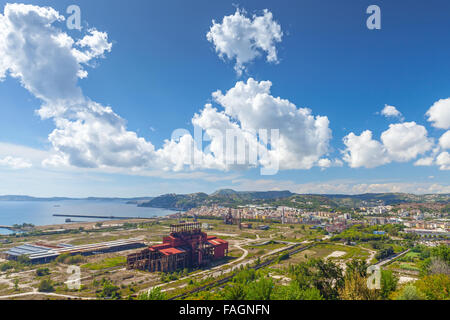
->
[0,289,94,300]
[139,236,295,295]
[374,249,410,267]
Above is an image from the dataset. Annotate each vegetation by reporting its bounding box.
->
[182,251,449,301]
[375,246,395,261]
[38,278,54,292]
[56,254,84,264]
[380,270,398,299]
[331,225,389,242]
[82,256,126,270]
[36,267,50,277]
[96,278,121,299]
[138,287,167,300]
[392,284,424,300]
[138,189,450,210]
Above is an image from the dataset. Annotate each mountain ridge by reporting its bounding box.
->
[138,189,450,211]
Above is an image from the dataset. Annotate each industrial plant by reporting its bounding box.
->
[2,238,146,264]
[126,222,228,272]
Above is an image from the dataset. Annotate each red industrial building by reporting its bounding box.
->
[126,222,228,272]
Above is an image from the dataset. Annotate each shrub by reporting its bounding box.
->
[0,262,14,272]
[393,284,424,300]
[16,255,31,265]
[56,253,84,264]
[138,287,167,300]
[38,279,54,292]
[36,267,50,277]
[97,278,121,299]
[277,252,289,263]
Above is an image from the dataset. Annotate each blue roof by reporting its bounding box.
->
[5,244,51,256]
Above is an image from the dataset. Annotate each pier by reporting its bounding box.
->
[0,225,17,231]
[53,214,153,220]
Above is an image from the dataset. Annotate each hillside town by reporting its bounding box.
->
[182,204,449,242]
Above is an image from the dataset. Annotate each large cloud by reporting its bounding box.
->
[342,130,389,168]
[206,8,282,75]
[201,78,332,170]
[380,122,433,162]
[426,98,450,129]
[0,4,329,174]
[0,3,158,169]
[343,122,433,168]
[156,79,332,172]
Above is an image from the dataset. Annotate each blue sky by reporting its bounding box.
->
[0,0,449,197]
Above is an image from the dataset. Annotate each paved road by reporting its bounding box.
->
[0,289,94,300]
[375,249,410,267]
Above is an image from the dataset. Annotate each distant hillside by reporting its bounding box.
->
[138,190,450,211]
[139,189,294,210]
[139,193,209,210]
[0,195,153,202]
[2,191,448,211]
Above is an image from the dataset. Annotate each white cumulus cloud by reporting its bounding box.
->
[209,78,331,170]
[426,98,450,129]
[157,78,332,172]
[0,156,32,169]
[439,130,450,149]
[206,8,283,76]
[342,130,390,168]
[0,3,159,169]
[380,105,404,120]
[380,122,433,162]
[414,157,434,167]
[436,152,450,170]
[343,122,433,168]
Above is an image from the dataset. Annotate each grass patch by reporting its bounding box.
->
[82,256,126,270]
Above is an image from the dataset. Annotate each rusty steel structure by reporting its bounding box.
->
[126,222,228,273]
[223,208,242,229]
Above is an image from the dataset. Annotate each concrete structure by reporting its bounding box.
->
[126,222,228,273]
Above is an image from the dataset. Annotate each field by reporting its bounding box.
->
[0,216,419,300]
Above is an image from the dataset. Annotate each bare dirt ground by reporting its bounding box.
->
[0,218,331,299]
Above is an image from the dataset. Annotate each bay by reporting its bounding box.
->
[0,200,176,235]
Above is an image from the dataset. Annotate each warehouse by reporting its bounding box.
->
[3,238,146,264]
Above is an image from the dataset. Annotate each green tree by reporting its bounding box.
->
[380,270,398,299]
[415,274,450,300]
[246,277,274,300]
[339,272,379,300]
[306,259,344,300]
[393,284,424,300]
[13,278,19,291]
[98,278,121,299]
[138,287,167,300]
[345,259,368,278]
[222,283,246,300]
[233,268,256,284]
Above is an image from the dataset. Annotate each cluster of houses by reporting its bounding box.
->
[183,204,449,239]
